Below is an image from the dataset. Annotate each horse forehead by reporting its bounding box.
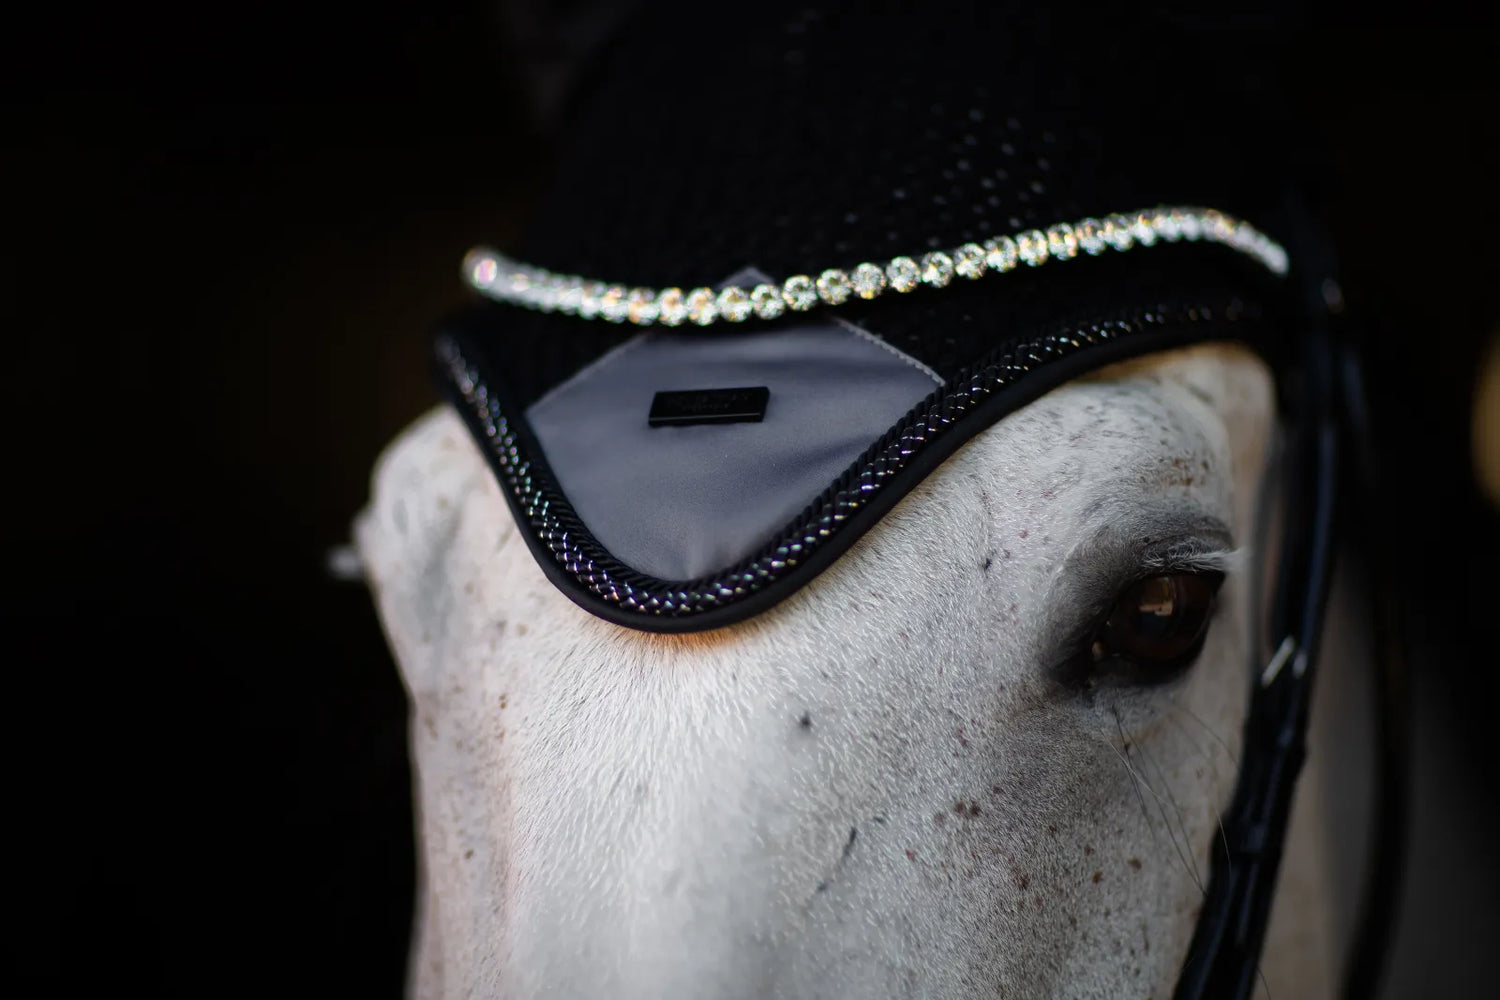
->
[1018,348,1258,445]
[918,347,1260,517]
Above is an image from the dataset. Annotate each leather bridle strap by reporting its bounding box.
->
[1334,334,1411,1000]
[1174,306,1341,1000]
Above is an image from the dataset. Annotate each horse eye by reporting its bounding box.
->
[1086,572,1224,685]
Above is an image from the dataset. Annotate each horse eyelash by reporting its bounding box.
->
[1140,545,1243,577]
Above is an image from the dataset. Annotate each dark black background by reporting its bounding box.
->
[10,3,1498,997]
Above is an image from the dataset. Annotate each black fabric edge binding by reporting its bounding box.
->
[435,295,1276,634]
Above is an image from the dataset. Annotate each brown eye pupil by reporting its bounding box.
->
[1092,572,1221,682]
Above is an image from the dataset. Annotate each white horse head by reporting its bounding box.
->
[357,342,1362,999]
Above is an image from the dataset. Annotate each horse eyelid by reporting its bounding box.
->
[1140,546,1243,577]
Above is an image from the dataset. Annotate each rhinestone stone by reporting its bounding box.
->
[577,281,605,319]
[1075,218,1106,255]
[1202,210,1233,243]
[656,287,687,326]
[557,276,584,313]
[531,276,557,311]
[886,256,920,292]
[816,268,852,305]
[1228,222,1257,253]
[686,287,718,325]
[851,262,886,299]
[954,243,987,279]
[470,255,498,287]
[1262,240,1289,275]
[1103,215,1135,251]
[1046,224,1079,260]
[1017,230,1050,266]
[1177,210,1203,241]
[1152,208,1181,242]
[920,251,955,287]
[598,285,628,322]
[750,283,785,319]
[626,287,658,325]
[984,236,1019,271]
[717,286,751,322]
[782,275,818,311]
[1130,212,1158,247]
[506,268,531,297]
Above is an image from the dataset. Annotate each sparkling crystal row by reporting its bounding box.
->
[462,206,1290,328]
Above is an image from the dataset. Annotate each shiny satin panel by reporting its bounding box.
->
[527,314,939,581]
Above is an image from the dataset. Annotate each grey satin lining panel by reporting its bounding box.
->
[526,301,941,582]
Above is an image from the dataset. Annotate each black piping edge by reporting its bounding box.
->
[435,297,1273,634]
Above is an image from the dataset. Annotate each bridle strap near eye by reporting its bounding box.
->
[1174,269,1342,1000]
[1334,334,1411,1000]
[1176,255,1409,998]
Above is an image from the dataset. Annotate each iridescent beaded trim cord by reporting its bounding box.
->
[461,205,1288,328]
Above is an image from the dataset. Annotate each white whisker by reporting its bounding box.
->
[1112,709,1205,896]
[1135,724,1206,892]
[1167,699,1241,768]
[1163,709,1234,865]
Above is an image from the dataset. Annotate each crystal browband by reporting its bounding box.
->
[463,205,1288,329]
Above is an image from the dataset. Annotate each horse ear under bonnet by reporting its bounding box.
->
[427,2,1399,998]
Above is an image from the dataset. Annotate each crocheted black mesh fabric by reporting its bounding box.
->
[482,0,1308,408]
